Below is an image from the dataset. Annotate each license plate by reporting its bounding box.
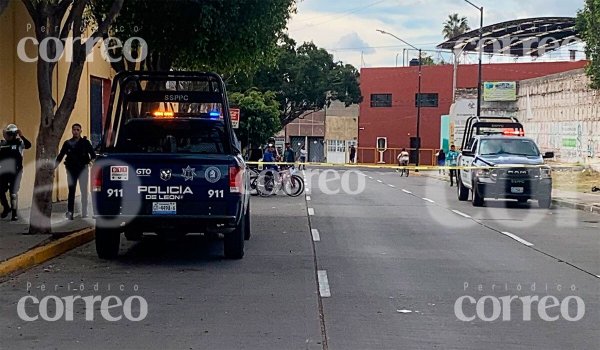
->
[152,202,176,215]
[511,187,524,194]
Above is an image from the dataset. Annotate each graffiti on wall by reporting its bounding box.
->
[525,121,600,162]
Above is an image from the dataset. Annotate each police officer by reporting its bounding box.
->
[55,123,96,220]
[0,124,31,221]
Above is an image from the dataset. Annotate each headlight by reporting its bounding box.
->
[476,168,491,178]
[540,167,552,179]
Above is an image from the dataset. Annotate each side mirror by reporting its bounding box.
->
[543,152,555,159]
[461,150,474,157]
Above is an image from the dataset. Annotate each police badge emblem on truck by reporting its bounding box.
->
[160,169,172,181]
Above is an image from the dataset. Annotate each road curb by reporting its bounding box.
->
[419,172,600,214]
[0,228,95,278]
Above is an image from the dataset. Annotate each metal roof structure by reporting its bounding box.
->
[437,17,580,57]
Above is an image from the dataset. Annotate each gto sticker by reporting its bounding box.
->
[110,166,129,181]
[136,168,152,177]
[205,167,221,183]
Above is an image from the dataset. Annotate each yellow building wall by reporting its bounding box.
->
[0,1,115,209]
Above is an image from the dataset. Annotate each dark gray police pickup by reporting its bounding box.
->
[92,72,250,259]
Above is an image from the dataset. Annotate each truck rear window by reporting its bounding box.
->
[114,119,229,154]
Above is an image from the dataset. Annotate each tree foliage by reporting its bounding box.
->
[91,0,296,73]
[22,0,124,234]
[229,90,281,149]
[577,0,600,89]
[443,13,471,40]
[229,36,362,127]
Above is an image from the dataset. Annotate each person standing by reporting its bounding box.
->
[55,124,96,220]
[299,145,307,170]
[0,124,31,221]
[446,145,459,187]
[437,149,446,175]
[283,143,296,168]
[349,145,356,164]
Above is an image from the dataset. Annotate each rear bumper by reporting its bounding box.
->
[94,215,239,232]
[475,178,552,200]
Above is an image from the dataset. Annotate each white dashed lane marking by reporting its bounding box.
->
[311,229,320,242]
[452,210,472,218]
[377,180,383,183]
[317,270,331,298]
[308,208,315,216]
[388,184,396,188]
[501,231,534,247]
[422,198,435,203]
[306,196,311,201]
[402,189,412,194]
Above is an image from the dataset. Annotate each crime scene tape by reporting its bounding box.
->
[245,161,576,171]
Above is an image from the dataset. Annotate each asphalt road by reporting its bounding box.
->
[0,169,599,349]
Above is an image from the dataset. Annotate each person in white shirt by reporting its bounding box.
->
[299,145,307,170]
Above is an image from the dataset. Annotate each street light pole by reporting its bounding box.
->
[464,0,484,116]
[376,29,423,168]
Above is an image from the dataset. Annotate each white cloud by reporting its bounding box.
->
[286,0,584,68]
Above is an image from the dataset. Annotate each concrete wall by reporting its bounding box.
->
[517,69,600,163]
[0,1,114,208]
[325,100,358,142]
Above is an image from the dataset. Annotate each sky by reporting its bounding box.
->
[286,0,585,68]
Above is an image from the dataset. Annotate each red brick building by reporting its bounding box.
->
[358,60,588,163]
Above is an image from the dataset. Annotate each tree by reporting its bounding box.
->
[90,0,296,73]
[229,90,281,149]
[0,0,9,16]
[420,54,436,66]
[577,0,600,89]
[443,13,471,40]
[229,36,362,127]
[23,0,124,235]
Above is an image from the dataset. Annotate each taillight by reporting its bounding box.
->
[92,168,103,192]
[229,166,242,193]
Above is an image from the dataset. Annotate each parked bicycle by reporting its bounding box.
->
[249,167,304,197]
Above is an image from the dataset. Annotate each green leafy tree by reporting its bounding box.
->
[577,0,600,89]
[91,0,296,73]
[229,90,281,149]
[22,0,124,235]
[443,13,471,40]
[229,36,362,126]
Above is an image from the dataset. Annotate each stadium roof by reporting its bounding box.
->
[437,17,580,57]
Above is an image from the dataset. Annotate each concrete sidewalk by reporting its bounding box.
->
[420,171,600,213]
[0,200,92,266]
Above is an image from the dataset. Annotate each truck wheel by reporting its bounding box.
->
[457,178,469,201]
[244,202,251,241]
[472,184,484,207]
[538,196,552,209]
[224,215,245,259]
[95,226,120,259]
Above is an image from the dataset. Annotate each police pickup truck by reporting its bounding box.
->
[456,116,554,208]
[92,72,250,259]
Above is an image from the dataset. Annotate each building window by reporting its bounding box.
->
[370,94,392,107]
[415,93,438,107]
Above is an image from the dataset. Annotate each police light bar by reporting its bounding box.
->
[153,111,175,118]
[502,129,525,136]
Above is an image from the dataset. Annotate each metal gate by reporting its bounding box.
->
[308,137,325,163]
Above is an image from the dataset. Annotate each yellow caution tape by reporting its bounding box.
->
[245,161,575,171]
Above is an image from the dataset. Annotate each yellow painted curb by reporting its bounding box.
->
[0,228,95,278]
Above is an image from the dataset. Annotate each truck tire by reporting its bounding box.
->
[244,202,251,241]
[538,196,552,209]
[224,215,245,259]
[457,177,469,201]
[472,184,484,207]
[95,226,120,259]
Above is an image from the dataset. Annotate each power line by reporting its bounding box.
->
[289,0,388,33]
[292,0,388,24]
